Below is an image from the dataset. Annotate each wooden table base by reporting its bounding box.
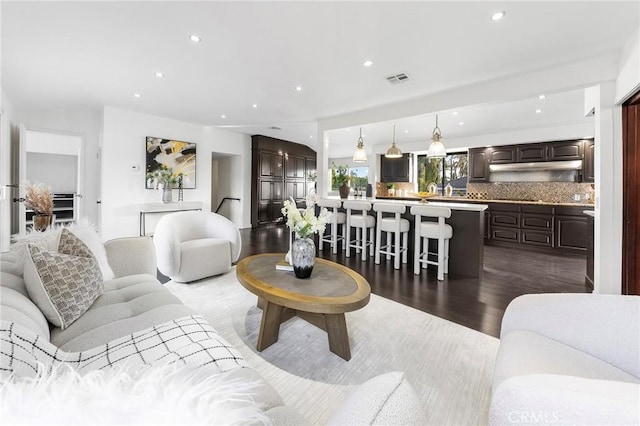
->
[256,299,352,361]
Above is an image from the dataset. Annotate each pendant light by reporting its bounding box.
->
[352,127,368,163]
[384,123,402,158]
[427,114,447,158]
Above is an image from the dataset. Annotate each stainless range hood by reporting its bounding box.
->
[489,160,583,172]
[489,160,583,182]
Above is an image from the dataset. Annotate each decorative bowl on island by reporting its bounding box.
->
[411,192,437,203]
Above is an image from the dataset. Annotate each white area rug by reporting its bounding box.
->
[165,268,499,425]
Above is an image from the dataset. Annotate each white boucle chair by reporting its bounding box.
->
[153,211,241,283]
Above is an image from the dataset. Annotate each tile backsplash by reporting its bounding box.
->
[468,182,595,204]
[376,182,414,197]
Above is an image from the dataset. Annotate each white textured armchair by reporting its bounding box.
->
[153,211,242,283]
[490,293,640,425]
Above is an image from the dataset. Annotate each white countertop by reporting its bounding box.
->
[325,196,488,212]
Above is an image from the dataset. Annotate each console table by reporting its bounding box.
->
[138,201,203,236]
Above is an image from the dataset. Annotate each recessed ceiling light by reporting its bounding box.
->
[252,104,258,109]
[220,114,226,119]
[538,94,546,100]
[459,121,465,126]
[404,130,409,134]
[536,109,543,114]
[452,111,458,115]
[133,93,141,98]
[363,60,373,67]
[189,34,201,43]
[491,11,506,21]
[295,86,302,92]
[155,72,164,78]
[309,135,313,139]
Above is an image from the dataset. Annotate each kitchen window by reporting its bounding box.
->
[331,166,369,190]
[417,152,468,196]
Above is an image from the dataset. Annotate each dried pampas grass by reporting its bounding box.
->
[24,181,53,216]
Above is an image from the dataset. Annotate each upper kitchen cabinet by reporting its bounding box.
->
[516,144,548,162]
[548,140,584,161]
[380,153,410,182]
[468,148,490,182]
[583,139,595,183]
[488,147,516,163]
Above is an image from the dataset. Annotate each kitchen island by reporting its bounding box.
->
[326,197,488,278]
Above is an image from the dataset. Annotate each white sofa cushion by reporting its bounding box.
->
[493,330,639,392]
[0,287,50,340]
[490,374,640,425]
[50,274,194,351]
[329,371,425,425]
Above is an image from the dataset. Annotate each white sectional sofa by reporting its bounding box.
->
[0,228,423,425]
[490,293,640,425]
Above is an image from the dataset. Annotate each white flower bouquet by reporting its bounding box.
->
[281,193,329,239]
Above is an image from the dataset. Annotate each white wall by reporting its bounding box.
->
[13,107,102,227]
[616,29,640,104]
[0,90,15,252]
[100,107,251,241]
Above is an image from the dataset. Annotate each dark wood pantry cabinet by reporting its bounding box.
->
[251,135,317,227]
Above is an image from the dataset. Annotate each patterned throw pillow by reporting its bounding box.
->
[23,229,104,329]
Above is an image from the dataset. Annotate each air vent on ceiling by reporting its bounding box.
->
[268,126,282,130]
[385,72,411,84]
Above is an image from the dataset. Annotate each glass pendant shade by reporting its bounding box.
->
[353,128,368,163]
[427,115,447,158]
[385,123,402,158]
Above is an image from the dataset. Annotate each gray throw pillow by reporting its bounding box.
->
[24,229,104,329]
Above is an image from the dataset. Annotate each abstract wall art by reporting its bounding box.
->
[145,137,197,189]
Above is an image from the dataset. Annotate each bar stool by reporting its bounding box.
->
[373,203,409,269]
[344,200,376,261]
[317,199,346,254]
[410,205,453,281]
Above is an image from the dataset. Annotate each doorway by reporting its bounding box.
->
[14,126,84,235]
[211,153,242,224]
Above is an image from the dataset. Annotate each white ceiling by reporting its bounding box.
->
[2,1,638,157]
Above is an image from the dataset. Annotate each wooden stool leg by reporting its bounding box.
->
[257,301,284,351]
[326,313,351,361]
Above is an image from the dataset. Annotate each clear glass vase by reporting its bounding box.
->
[291,237,315,279]
[162,182,172,203]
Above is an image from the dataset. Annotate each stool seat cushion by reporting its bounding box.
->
[328,212,347,224]
[419,222,453,239]
[350,214,376,228]
[380,218,410,233]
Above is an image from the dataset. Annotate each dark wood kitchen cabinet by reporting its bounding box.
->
[548,140,584,161]
[488,147,516,163]
[516,144,548,162]
[259,151,283,178]
[252,135,317,227]
[583,139,595,183]
[285,155,306,179]
[468,148,490,182]
[485,203,591,253]
[380,154,410,182]
[555,206,588,251]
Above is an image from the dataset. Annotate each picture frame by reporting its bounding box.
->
[145,136,197,189]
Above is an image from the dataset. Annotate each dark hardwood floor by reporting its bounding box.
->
[239,225,589,338]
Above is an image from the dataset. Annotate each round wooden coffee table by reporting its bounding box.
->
[236,253,371,360]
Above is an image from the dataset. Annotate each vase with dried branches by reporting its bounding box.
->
[24,181,54,231]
